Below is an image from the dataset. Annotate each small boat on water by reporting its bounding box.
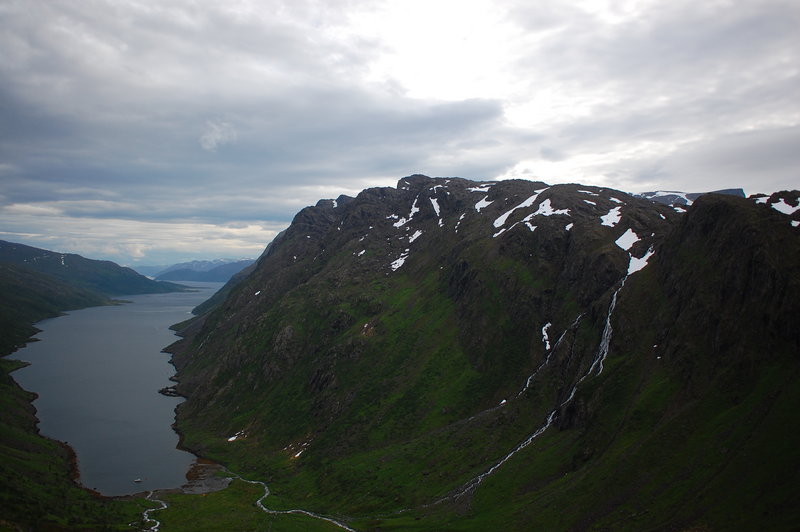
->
[133,478,142,483]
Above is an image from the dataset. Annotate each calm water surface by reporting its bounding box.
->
[12,282,223,496]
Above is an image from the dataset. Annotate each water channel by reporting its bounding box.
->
[12,281,223,496]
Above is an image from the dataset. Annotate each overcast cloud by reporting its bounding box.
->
[1,0,797,265]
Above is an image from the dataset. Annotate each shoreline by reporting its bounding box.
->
[6,300,228,504]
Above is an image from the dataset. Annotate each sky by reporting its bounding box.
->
[1,0,798,266]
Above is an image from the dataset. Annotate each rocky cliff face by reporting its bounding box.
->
[169,176,800,530]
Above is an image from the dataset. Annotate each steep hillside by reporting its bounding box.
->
[0,263,108,355]
[0,240,186,296]
[169,176,799,530]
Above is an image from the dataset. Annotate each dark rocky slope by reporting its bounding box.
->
[169,176,799,530]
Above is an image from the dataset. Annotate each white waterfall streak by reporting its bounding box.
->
[439,278,627,502]
[450,410,557,499]
[587,278,625,377]
[517,314,584,398]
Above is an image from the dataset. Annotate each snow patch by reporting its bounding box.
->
[430,197,441,216]
[494,189,548,227]
[468,184,494,193]
[227,430,247,442]
[771,198,800,215]
[541,322,552,350]
[628,247,655,275]
[390,250,410,271]
[532,198,569,217]
[792,221,799,228]
[475,195,493,212]
[600,206,622,227]
[430,197,444,226]
[455,213,466,232]
[357,250,366,257]
[409,230,423,243]
[754,196,769,204]
[391,196,422,228]
[410,197,420,218]
[583,199,596,206]
[578,190,599,196]
[614,228,640,251]
[254,290,261,296]
[609,197,623,204]
[650,190,693,205]
[565,223,574,231]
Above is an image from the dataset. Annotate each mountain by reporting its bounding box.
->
[0,240,186,297]
[155,259,255,282]
[637,187,745,207]
[0,262,108,356]
[0,240,186,355]
[167,176,800,530]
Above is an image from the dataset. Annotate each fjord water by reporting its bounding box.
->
[13,282,224,496]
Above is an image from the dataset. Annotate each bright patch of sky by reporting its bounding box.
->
[1,0,798,263]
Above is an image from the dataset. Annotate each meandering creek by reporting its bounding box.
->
[12,282,224,497]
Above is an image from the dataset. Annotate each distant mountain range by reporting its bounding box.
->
[155,259,255,282]
[133,258,255,282]
[166,175,799,531]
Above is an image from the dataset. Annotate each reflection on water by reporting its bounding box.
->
[12,282,223,496]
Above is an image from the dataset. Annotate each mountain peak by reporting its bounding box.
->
[166,177,799,531]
